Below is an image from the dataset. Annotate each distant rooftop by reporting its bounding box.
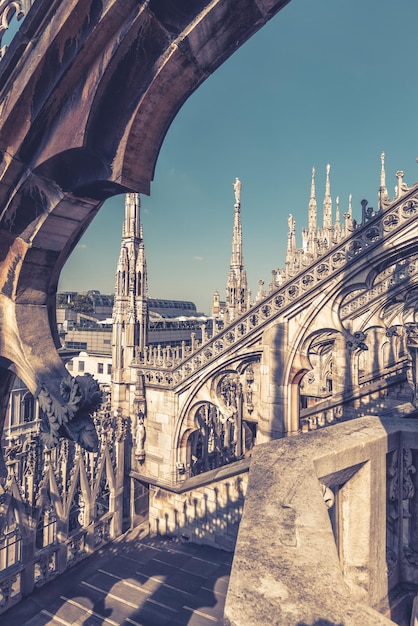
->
[57,292,205,318]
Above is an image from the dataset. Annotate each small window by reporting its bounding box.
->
[66,342,87,350]
[107,364,112,375]
[36,505,57,550]
[98,363,103,374]
[78,361,85,372]
[22,393,35,423]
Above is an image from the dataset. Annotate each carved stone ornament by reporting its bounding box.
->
[320,483,334,509]
[405,325,418,406]
[386,449,399,576]
[345,330,368,352]
[135,413,146,463]
[403,447,416,500]
[37,374,102,452]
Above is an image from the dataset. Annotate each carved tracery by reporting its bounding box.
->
[188,367,257,476]
[189,403,237,476]
[387,449,399,577]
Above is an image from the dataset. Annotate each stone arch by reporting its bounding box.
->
[92,446,116,521]
[186,401,239,476]
[21,390,35,423]
[354,325,384,384]
[176,359,259,476]
[298,328,340,402]
[0,480,31,572]
[174,353,258,449]
[0,502,23,571]
[0,0,291,464]
[64,456,91,535]
[34,491,57,552]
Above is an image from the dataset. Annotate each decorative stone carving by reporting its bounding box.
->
[320,483,335,509]
[403,447,416,500]
[133,373,146,463]
[345,330,368,352]
[233,177,241,205]
[386,449,399,576]
[220,373,240,412]
[37,374,102,451]
[0,572,19,608]
[115,409,128,443]
[245,365,254,414]
[135,414,146,463]
[401,447,417,570]
[405,324,418,406]
[361,199,376,223]
[190,403,238,475]
[34,551,57,587]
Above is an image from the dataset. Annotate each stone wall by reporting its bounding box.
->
[147,466,248,552]
[225,416,418,626]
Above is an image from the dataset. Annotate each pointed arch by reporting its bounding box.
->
[0,499,24,570]
[92,446,116,520]
[64,454,91,534]
[35,491,57,551]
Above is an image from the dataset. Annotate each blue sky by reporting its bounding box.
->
[59,0,418,314]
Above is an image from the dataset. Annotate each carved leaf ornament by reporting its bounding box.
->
[37,374,101,452]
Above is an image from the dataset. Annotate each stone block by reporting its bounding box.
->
[155,412,169,424]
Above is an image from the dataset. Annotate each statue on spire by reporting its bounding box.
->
[233,177,242,205]
[288,213,295,234]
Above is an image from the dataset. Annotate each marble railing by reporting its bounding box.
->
[133,182,418,388]
[0,0,33,57]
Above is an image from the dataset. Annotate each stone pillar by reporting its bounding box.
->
[258,323,288,441]
[112,412,127,537]
[289,383,300,435]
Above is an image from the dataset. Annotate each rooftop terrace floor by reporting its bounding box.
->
[3,526,232,625]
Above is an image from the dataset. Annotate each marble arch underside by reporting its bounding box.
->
[0,0,292,470]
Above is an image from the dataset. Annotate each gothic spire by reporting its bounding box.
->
[348,193,352,219]
[112,193,148,382]
[308,166,317,234]
[334,195,341,241]
[379,151,389,209]
[286,214,296,264]
[225,178,248,322]
[323,163,332,231]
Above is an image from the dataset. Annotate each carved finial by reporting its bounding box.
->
[323,164,332,230]
[396,171,404,198]
[380,152,386,187]
[325,163,331,201]
[308,166,317,236]
[379,152,389,209]
[334,196,341,237]
[311,167,316,197]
